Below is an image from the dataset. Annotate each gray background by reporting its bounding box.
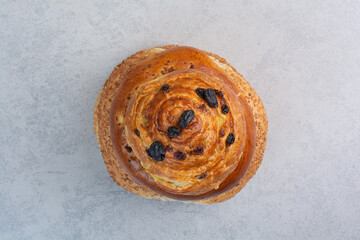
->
[1,0,360,239]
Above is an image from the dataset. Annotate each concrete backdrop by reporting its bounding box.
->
[1,0,360,239]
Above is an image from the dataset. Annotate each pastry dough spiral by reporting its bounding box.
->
[109,46,258,200]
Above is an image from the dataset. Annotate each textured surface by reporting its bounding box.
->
[94,45,267,203]
[1,0,360,239]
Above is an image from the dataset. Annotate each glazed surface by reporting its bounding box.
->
[110,46,256,200]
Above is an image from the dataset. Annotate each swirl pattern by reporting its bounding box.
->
[109,46,257,200]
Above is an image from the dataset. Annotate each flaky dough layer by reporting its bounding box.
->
[94,45,267,203]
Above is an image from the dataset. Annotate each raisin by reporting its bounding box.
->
[174,151,186,160]
[221,105,230,114]
[190,64,194,69]
[124,146,132,153]
[191,146,204,155]
[226,133,235,146]
[167,126,181,138]
[204,89,218,108]
[197,173,207,179]
[215,90,224,98]
[195,88,206,99]
[199,104,207,111]
[135,129,140,137]
[148,64,152,68]
[220,98,226,105]
[165,145,173,152]
[148,141,165,161]
[220,129,225,137]
[161,84,170,92]
[178,110,195,129]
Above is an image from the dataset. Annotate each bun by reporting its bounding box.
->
[94,46,267,203]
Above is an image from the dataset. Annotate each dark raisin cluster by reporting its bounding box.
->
[191,146,204,155]
[178,110,195,129]
[197,172,207,179]
[161,84,170,92]
[196,88,218,108]
[226,133,235,146]
[142,84,236,163]
[221,105,229,114]
[196,88,231,113]
[167,126,181,138]
[174,151,186,160]
[147,141,165,161]
[134,129,140,137]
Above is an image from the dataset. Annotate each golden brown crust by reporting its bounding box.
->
[94,45,267,203]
